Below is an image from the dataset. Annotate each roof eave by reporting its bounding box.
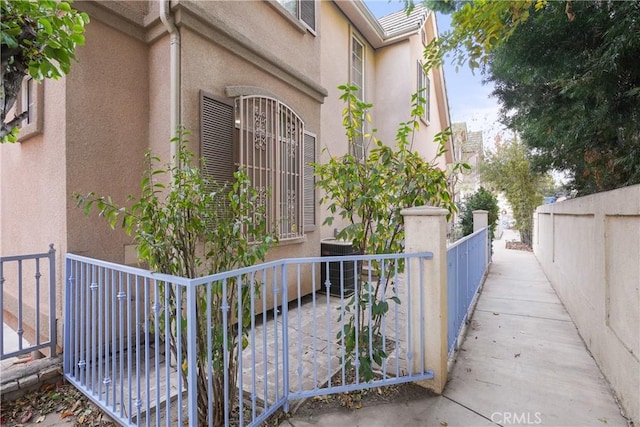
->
[333,0,423,49]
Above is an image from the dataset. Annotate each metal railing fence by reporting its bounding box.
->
[446,228,489,355]
[0,244,57,360]
[64,251,434,427]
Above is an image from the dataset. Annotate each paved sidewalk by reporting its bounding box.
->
[282,230,630,427]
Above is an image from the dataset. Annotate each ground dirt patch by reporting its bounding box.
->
[0,380,117,426]
[291,368,435,419]
[505,241,532,251]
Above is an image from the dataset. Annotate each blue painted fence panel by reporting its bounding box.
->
[64,252,434,427]
[446,228,489,355]
[1,245,57,360]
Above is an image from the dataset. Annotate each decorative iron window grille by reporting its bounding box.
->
[236,95,304,240]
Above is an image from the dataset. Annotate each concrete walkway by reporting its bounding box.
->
[282,230,630,427]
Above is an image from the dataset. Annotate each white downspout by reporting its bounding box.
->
[159,0,181,164]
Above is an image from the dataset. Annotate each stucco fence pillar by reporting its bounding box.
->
[401,206,448,393]
[401,206,490,393]
[473,209,490,265]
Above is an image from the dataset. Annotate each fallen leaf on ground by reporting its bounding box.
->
[70,399,82,413]
[20,411,33,423]
[35,414,46,423]
[60,411,75,419]
[440,422,448,426]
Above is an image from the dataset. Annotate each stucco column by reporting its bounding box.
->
[401,206,448,393]
[473,210,490,266]
[472,210,488,233]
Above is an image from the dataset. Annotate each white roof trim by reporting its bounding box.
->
[333,0,429,48]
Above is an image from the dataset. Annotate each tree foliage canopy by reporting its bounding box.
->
[412,0,548,71]
[1,0,89,142]
[458,186,499,241]
[481,138,551,246]
[487,1,640,195]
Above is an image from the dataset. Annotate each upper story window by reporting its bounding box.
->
[417,60,430,125]
[277,0,316,32]
[350,36,364,101]
[200,92,315,241]
[350,35,365,161]
[15,77,44,141]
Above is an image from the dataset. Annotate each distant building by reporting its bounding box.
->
[452,122,483,202]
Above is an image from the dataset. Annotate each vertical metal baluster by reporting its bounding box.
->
[273,266,280,402]
[103,268,111,406]
[135,275,142,423]
[325,261,331,387]
[176,286,182,426]
[144,277,150,427]
[91,265,98,393]
[249,272,257,422]
[221,279,229,427]
[353,259,359,384]
[98,267,104,400]
[154,281,161,426]
[48,245,56,357]
[406,258,412,376]
[35,258,41,347]
[164,281,171,427]
[281,264,289,413]
[296,264,303,392]
[261,269,268,407]
[127,274,133,423]
[186,283,198,427]
[237,275,244,427]
[419,257,425,374]
[117,272,125,418]
[81,262,88,386]
[17,260,23,351]
[207,281,213,427]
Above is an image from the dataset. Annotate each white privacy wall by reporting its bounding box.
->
[533,184,639,426]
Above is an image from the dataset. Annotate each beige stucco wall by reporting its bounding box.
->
[318,1,366,240]
[0,76,68,349]
[318,3,451,241]
[66,18,149,264]
[533,185,640,425]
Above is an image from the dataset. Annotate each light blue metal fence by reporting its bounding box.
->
[0,244,57,360]
[64,251,434,426]
[446,228,489,355]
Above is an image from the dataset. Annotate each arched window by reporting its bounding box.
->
[236,95,304,240]
[200,92,314,241]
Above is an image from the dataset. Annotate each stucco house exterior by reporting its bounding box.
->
[0,0,453,349]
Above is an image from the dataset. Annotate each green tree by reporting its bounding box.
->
[75,129,277,426]
[458,186,499,241]
[1,0,89,142]
[487,0,640,195]
[314,84,464,381]
[412,0,551,72]
[481,138,549,246]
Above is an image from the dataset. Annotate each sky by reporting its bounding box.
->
[364,0,507,147]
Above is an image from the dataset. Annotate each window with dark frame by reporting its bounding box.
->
[15,76,44,141]
[417,60,430,124]
[277,0,315,32]
[350,35,365,161]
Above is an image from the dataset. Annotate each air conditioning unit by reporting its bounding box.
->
[320,239,359,297]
